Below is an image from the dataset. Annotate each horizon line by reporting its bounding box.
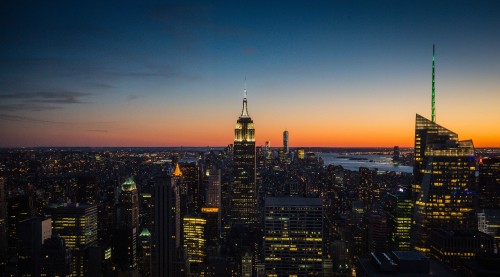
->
[1,145,499,149]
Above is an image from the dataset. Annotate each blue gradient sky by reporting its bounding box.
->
[1,1,499,147]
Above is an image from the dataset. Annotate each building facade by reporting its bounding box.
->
[48,203,98,277]
[264,196,323,276]
[412,114,477,253]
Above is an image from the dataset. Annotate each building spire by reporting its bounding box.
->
[173,162,182,177]
[432,44,436,123]
[241,77,249,117]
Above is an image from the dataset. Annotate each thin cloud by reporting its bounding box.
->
[87,129,108,133]
[126,95,140,101]
[85,82,115,89]
[0,113,64,124]
[0,91,92,104]
[0,103,63,112]
[104,65,199,81]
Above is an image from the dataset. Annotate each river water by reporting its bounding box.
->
[317,152,413,173]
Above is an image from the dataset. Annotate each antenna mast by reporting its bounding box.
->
[432,44,436,122]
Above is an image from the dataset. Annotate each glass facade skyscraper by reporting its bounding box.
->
[412,114,477,253]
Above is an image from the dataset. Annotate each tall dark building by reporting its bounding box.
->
[366,211,388,252]
[40,234,72,277]
[152,174,181,277]
[113,178,139,272]
[412,114,477,254]
[180,162,201,214]
[202,167,222,246]
[138,228,152,277]
[478,157,500,209]
[7,193,35,255]
[393,146,400,163]
[0,177,7,264]
[231,91,257,227]
[17,217,52,276]
[76,174,98,205]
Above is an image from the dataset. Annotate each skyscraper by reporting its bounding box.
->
[231,89,257,227]
[138,228,152,277]
[205,168,221,208]
[152,174,181,277]
[264,196,323,276]
[203,168,222,245]
[40,234,72,277]
[386,190,413,251]
[7,193,35,256]
[0,177,7,264]
[283,130,289,154]
[182,216,206,269]
[48,203,98,277]
[412,114,477,253]
[478,157,500,209]
[17,217,52,276]
[113,178,139,272]
[366,211,388,252]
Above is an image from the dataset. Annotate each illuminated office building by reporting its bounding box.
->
[231,90,257,227]
[297,148,305,160]
[386,190,413,251]
[477,209,500,249]
[48,203,98,277]
[113,178,139,271]
[183,216,206,268]
[264,196,323,276]
[412,114,477,254]
[242,251,252,277]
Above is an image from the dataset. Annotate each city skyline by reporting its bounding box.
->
[1,1,500,147]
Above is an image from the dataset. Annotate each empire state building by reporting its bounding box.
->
[231,90,257,227]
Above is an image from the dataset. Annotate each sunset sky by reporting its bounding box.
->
[1,1,499,147]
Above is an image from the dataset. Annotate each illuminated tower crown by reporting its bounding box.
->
[234,87,255,142]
